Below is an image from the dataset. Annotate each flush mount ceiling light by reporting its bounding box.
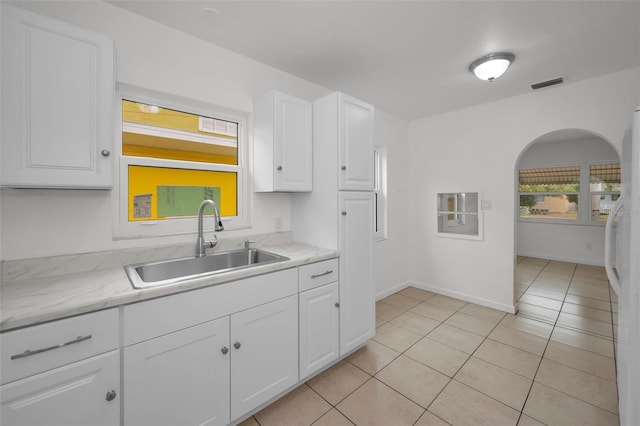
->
[469,52,515,82]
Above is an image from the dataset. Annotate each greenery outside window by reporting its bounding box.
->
[519,166,580,221]
[114,86,248,239]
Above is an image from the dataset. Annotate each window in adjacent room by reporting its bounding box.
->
[589,163,621,223]
[437,192,482,240]
[115,88,248,238]
[373,147,387,240]
[518,166,580,221]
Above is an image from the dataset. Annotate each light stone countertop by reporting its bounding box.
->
[0,234,338,332]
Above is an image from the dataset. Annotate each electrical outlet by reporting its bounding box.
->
[274,217,283,231]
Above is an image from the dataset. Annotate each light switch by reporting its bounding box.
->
[481,200,492,210]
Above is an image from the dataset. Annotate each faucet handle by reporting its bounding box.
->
[244,238,256,249]
[205,234,218,249]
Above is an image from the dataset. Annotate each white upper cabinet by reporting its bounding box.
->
[338,93,375,191]
[0,4,114,189]
[254,90,312,192]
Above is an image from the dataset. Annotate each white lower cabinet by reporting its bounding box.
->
[124,317,231,426]
[231,295,298,421]
[122,288,299,426]
[0,351,119,426]
[299,282,340,380]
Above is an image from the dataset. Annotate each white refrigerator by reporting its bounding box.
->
[605,106,640,426]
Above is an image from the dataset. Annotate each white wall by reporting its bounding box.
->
[517,136,620,265]
[0,1,411,300]
[373,109,411,298]
[408,67,640,312]
[0,1,326,260]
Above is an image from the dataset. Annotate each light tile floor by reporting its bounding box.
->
[240,258,618,426]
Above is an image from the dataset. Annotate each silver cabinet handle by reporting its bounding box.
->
[105,390,117,402]
[311,270,333,279]
[10,335,92,360]
[341,165,347,170]
[221,346,229,355]
[277,166,283,171]
[335,302,340,308]
[101,149,110,157]
[234,341,241,350]
[341,211,347,216]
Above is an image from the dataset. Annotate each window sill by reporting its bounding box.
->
[517,219,615,227]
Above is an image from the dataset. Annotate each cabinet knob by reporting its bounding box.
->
[221,346,229,355]
[234,341,241,350]
[105,390,117,402]
[277,166,282,171]
[335,302,340,308]
[341,211,347,216]
[341,165,347,171]
[101,149,111,157]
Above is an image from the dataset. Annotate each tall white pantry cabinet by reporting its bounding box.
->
[292,92,375,357]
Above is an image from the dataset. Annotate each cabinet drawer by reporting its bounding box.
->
[299,258,339,292]
[1,308,119,385]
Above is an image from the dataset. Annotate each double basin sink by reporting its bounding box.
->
[124,248,290,289]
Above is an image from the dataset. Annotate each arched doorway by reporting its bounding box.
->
[513,129,621,310]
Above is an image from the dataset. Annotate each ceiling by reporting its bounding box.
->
[107,1,640,120]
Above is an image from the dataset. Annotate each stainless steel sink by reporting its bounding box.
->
[124,248,290,289]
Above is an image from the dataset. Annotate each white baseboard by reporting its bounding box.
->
[375,280,413,301]
[408,281,517,314]
[517,251,605,267]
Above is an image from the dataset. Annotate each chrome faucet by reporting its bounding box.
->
[244,238,256,249]
[196,199,224,257]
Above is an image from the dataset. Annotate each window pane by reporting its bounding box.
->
[437,192,478,213]
[590,164,621,192]
[437,213,479,235]
[437,192,480,237]
[519,166,580,192]
[122,100,238,165]
[591,193,620,222]
[128,165,237,221]
[519,194,578,220]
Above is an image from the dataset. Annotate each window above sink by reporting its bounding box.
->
[113,85,250,239]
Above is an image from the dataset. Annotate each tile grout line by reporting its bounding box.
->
[375,293,471,424]
[514,260,618,425]
[515,258,560,425]
[421,302,526,421]
[266,267,614,426]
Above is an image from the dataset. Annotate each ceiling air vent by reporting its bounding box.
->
[531,77,564,90]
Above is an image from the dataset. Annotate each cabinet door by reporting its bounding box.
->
[254,90,312,192]
[1,351,119,426]
[124,317,230,426]
[338,93,374,191]
[339,192,375,355]
[299,282,340,380]
[1,4,114,188]
[230,295,298,420]
[274,92,312,191]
